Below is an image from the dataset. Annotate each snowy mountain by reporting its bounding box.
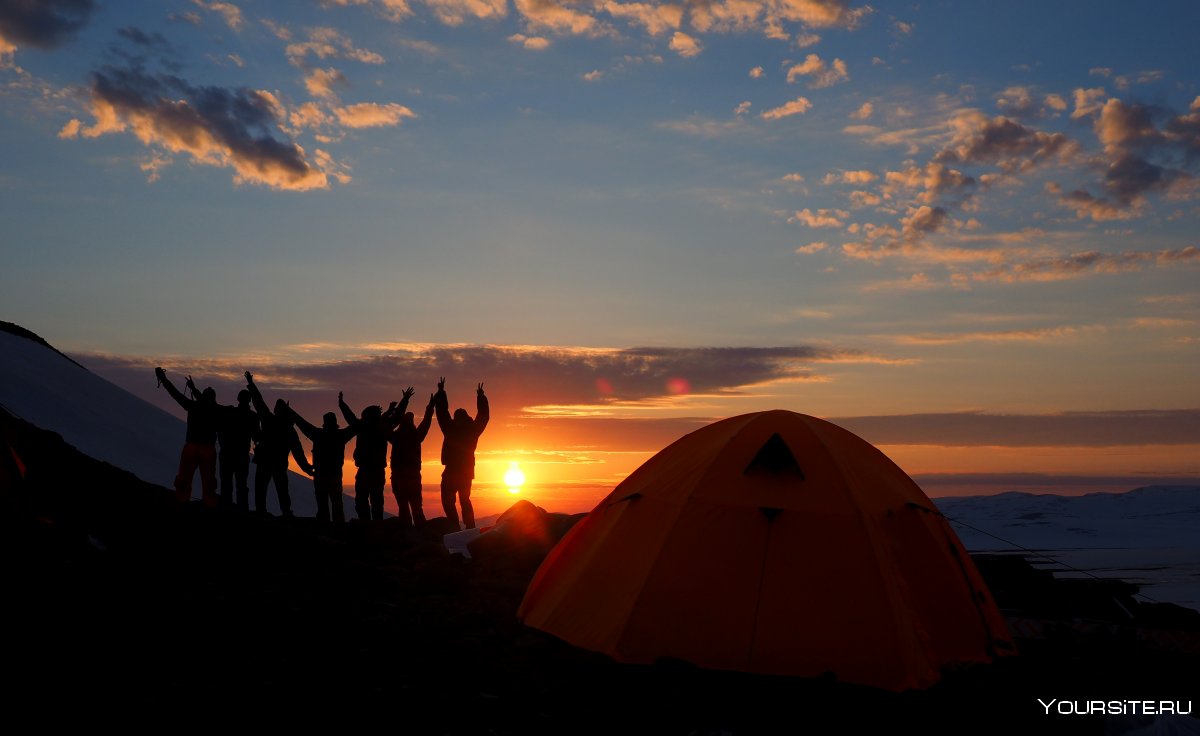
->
[0,324,340,517]
[936,487,1200,611]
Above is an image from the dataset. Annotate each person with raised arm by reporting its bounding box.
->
[340,389,406,521]
[434,378,489,529]
[387,391,436,527]
[155,367,220,508]
[244,371,313,517]
[188,381,258,511]
[286,402,358,523]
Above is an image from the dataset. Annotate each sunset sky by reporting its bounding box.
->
[2,0,1198,516]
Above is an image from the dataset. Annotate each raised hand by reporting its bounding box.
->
[388,401,398,412]
[477,382,485,396]
[338,391,344,402]
[402,386,415,401]
[437,376,446,392]
[244,370,254,383]
[427,394,435,407]
[185,374,196,388]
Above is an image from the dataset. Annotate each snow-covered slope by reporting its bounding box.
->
[935,486,1200,549]
[0,327,333,516]
[936,487,1200,611]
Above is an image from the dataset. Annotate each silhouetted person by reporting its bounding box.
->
[287,404,357,523]
[245,371,313,517]
[434,378,489,529]
[156,367,219,508]
[189,383,258,510]
[340,391,404,521]
[387,391,435,527]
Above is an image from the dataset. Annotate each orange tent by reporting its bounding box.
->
[517,411,1015,691]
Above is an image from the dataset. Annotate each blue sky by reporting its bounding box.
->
[2,0,1198,501]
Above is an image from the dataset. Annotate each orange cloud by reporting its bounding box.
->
[325,0,413,22]
[762,0,870,30]
[0,33,16,64]
[424,0,509,24]
[785,53,848,88]
[1071,87,1106,119]
[602,1,683,35]
[304,67,347,100]
[883,162,975,204]
[192,0,244,31]
[789,208,846,228]
[849,101,873,120]
[848,190,882,207]
[508,33,551,49]
[515,0,605,36]
[67,66,328,191]
[333,102,417,128]
[972,247,1200,283]
[823,169,876,185]
[894,325,1094,345]
[287,27,385,66]
[761,96,812,120]
[667,30,701,57]
[934,109,1078,172]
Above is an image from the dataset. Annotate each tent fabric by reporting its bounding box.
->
[517,410,1015,692]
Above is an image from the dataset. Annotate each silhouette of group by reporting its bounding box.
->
[156,367,489,528]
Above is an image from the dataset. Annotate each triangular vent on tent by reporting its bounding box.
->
[744,433,804,478]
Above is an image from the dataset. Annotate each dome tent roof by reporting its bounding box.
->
[518,410,1015,691]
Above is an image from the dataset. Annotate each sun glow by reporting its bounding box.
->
[504,461,526,494]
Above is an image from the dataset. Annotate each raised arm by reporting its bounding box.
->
[185,375,201,401]
[474,382,490,435]
[338,391,359,427]
[434,377,451,431]
[244,371,271,417]
[156,368,193,411]
[415,395,435,441]
[385,387,414,429]
[287,405,319,441]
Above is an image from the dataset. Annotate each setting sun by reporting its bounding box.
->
[504,462,526,494]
